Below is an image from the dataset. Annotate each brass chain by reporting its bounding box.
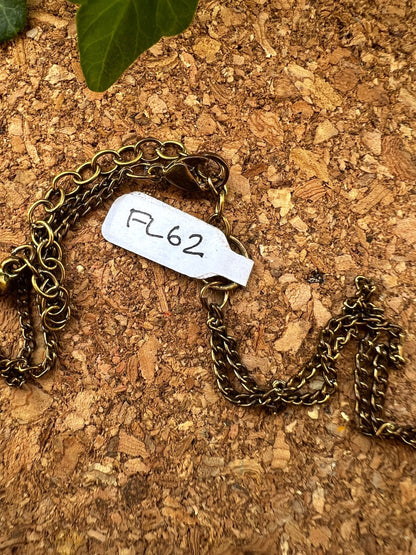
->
[0,138,413,448]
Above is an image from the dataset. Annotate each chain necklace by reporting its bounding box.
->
[0,138,413,448]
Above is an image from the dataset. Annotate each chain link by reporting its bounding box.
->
[0,139,227,385]
[206,275,413,447]
[0,138,413,448]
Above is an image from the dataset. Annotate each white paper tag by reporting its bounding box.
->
[102,192,254,286]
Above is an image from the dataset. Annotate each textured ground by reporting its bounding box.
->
[1,0,416,553]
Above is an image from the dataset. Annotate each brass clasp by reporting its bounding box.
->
[0,248,35,296]
[163,154,230,194]
[0,259,18,296]
[0,270,12,295]
[163,157,205,192]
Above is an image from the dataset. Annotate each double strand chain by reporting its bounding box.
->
[0,138,414,448]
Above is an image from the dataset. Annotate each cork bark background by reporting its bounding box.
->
[1,0,416,553]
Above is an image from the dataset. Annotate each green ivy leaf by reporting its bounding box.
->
[0,0,27,42]
[76,0,199,92]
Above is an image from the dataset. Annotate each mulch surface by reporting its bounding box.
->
[1,0,416,553]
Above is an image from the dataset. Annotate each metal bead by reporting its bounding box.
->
[0,270,12,296]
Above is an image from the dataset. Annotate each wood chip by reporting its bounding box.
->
[382,136,416,180]
[193,38,221,62]
[284,282,311,311]
[253,13,277,57]
[44,64,75,84]
[312,486,325,513]
[290,148,330,181]
[53,437,84,479]
[124,458,151,476]
[400,478,416,505]
[399,88,416,112]
[334,254,357,272]
[294,179,327,202]
[274,320,311,353]
[118,430,149,459]
[352,182,394,214]
[248,110,284,146]
[309,526,331,549]
[267,188,293,216]
[312,294,332,328]
[271,431,291,469]
[395,217,416,246]
[10,384,52,423]
[227,459,263,479]
[361,129,382,156]
[138,335,159,382]
[314,120,339,144]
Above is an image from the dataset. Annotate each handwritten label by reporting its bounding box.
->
[102,192,254,286]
